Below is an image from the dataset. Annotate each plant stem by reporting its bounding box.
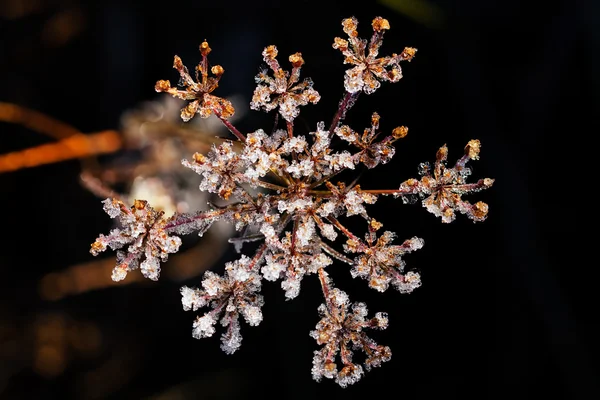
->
[256,180,287,192]
[328,91,358,137]
[326,216,367,251]
[214,110,246,142]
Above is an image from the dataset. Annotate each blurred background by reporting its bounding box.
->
[0,0,598,398]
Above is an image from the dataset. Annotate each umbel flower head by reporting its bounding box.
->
[155,41,235,122]
[90,16,494,387]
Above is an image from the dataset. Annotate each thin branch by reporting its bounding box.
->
[328,91,359,137]
[320,240,353,265]
[214,110,246,142]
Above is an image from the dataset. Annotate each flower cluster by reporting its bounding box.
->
[90,16,494,387]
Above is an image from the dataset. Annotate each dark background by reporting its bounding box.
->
[0,0,598,399]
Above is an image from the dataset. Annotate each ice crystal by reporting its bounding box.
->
[90,16,495,387]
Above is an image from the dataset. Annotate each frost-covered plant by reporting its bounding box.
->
[90,16,494,387]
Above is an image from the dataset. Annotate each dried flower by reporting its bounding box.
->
[396,139,495,223]
[333,17,416,94]
[155,41,234,121]
[90,16,495,387]
[250,45,320,122]
[90,198,181,281]
[311,270,391,387]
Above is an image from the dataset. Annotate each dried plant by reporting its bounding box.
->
[90,16,494,387]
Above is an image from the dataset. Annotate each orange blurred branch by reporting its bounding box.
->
[0,130,122,173]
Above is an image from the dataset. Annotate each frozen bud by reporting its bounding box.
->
[173,55,184,70]
[192,152,206,164]
[342,17,358,37]
[484,178,495,187]
[241,305,263,326]
[401,47,417,61]
[472,201,489,220]
[407,236,425,250]
[465,139,481,160]
[372,17,390,31]
[211,65,224,76]
[262,256,285,281]
[320,223,338,241]
[111,264,127,282]
[90,240,106,256]
[324,362,337,375]
[282,277,301,299]
[102,198,122,218]
[155,79,171,92]
[332,37,348,51]
[181,286,206,311]
[192,314,216,338]
[332,289,349,307]
[352,302,368,318]
[373,312,389,329]
[371,112,380,128]
[199,41,211,56]
[140,257,160,281]
[133,199,147,210]
[370,219,383,231]
[336,364,364,388]
[392,126,408,139]
[436,144,448,161]
[181,101,199,122]
[394,271,422,294]
[263,45,278,60]
[289,52,304,67]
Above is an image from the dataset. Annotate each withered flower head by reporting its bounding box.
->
[397,139,495,223]
[250,45,321,122]
[155,40,234,122]
[90,198,181,281]
[90,16,495,389]
[311,270,391,387]
[333,16,417,94]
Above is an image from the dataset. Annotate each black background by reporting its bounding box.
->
[0,0,598,399]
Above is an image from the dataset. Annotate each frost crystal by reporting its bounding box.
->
[90,15,495,388]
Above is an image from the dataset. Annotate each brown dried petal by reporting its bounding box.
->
[155,80,171,92]
[372,17,390,31]
[392,126,408,139]
[264,45,278,60]
[200,41,211,56]
[289,52,304,67]
[211,65,224,76]
[465,139,481,160]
